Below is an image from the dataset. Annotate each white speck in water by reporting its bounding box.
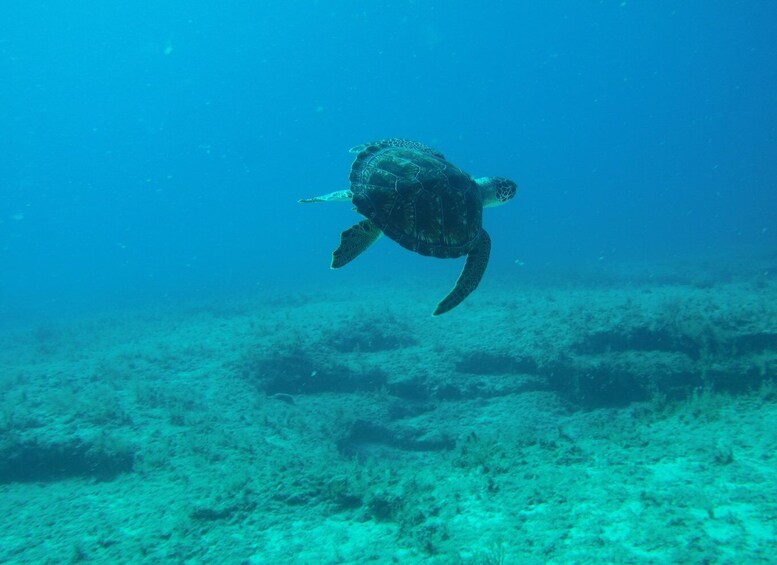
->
[12,213,24,221]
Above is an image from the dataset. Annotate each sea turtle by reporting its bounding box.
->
[300,138,517,315]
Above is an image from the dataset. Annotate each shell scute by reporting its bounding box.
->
[349,139,482,258]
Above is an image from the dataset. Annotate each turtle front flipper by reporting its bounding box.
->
[332,220,382,269]
[433,230,491,316]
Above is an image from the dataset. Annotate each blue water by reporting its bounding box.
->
[2,1,776,313]
[3,4,777,562]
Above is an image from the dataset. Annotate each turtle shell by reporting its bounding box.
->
[348,139,483,258]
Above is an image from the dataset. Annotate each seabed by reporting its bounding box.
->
[1,261,776,563]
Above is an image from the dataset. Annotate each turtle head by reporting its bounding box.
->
[476,177,517,208]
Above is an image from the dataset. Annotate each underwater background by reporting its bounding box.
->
[1,1,776,563]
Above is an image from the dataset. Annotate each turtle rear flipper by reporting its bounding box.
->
[433,230,491,316]
[299,189,352,204]
[331,220,382,269]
